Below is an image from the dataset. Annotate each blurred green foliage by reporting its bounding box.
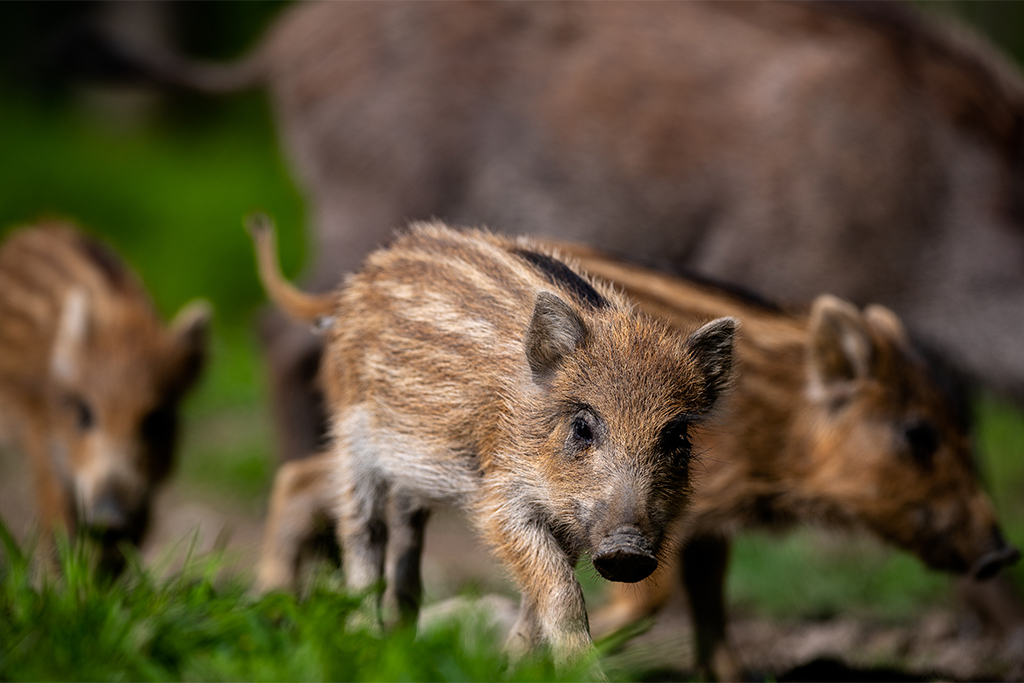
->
[918,1,1024,66]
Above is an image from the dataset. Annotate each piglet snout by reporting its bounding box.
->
[592,527,657,583]
[972,528,1021,580]
[86,492,130,538]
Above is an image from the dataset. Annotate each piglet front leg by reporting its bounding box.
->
[481,507,600,676]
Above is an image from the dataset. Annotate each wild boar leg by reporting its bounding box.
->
[335,447,389,608]
[384,491,430,627]
[681,533,741,681]
[256,451,335,592]
[485,512,592,666]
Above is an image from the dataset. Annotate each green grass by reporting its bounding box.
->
[0,525,613,682]
[176,330,275,510]
[727,530,952,622]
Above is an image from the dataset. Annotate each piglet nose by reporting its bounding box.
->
[971,528,1021,581]
[592,527,657,583]
[88,493,129,535]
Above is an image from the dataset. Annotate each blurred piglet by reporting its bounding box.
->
[562,245,1022,680]
[0,223,210,573]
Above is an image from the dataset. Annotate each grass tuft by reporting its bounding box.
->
[0,521,612,682]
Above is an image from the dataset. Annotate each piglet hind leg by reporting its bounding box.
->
[335,446,389,629]
[384,490,430,629]
[256,451,336,593]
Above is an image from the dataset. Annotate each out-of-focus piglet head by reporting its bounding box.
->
[46,287,210,569]
[802,295,1019,580]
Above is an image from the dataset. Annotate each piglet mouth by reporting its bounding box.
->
[84,523,134,547]
[82,502,145,546]
[592,527,657,583]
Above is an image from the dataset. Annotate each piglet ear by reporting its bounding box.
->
[685,316,737,411]
[51,288,90,381]
[807,294,873,398]
[167,299,213,396]
[526,292,588,382]
[864,303,910,350]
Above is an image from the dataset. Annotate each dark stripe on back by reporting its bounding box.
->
[74,233,131,292]
[662,267,784,314]
[602,248,784,314]
[512,248,609,310]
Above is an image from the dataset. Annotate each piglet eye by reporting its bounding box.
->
[905,419,939,467]
[663,427,691,455]
[66,395,94,432]
[572,417,594,445]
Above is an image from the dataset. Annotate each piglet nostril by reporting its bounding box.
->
[972,544,1021,581]
[592,528,657,583]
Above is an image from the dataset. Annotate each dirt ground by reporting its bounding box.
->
[2,450,1022,682]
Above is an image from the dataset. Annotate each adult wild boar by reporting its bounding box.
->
[92,1,1024,464]
[253,242,1019,680]
[247,216,737,668]
[0,223,210,573]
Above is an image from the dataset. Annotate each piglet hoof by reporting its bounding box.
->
[707,643,746,682]
[253,560,293,594]
[592,528,657,583]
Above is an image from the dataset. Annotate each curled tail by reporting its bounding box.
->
[246,214,335,324]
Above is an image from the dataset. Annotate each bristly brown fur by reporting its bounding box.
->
[0,221,210,575]
[250,220,736,670]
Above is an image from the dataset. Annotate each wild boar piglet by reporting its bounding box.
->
[249,217,736,665]
[0,223,210,574]
[557,245,1020,680]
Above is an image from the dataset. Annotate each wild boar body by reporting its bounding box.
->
[99,0,1024,459]
[0,224,209,572]
[251,220,736,664]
